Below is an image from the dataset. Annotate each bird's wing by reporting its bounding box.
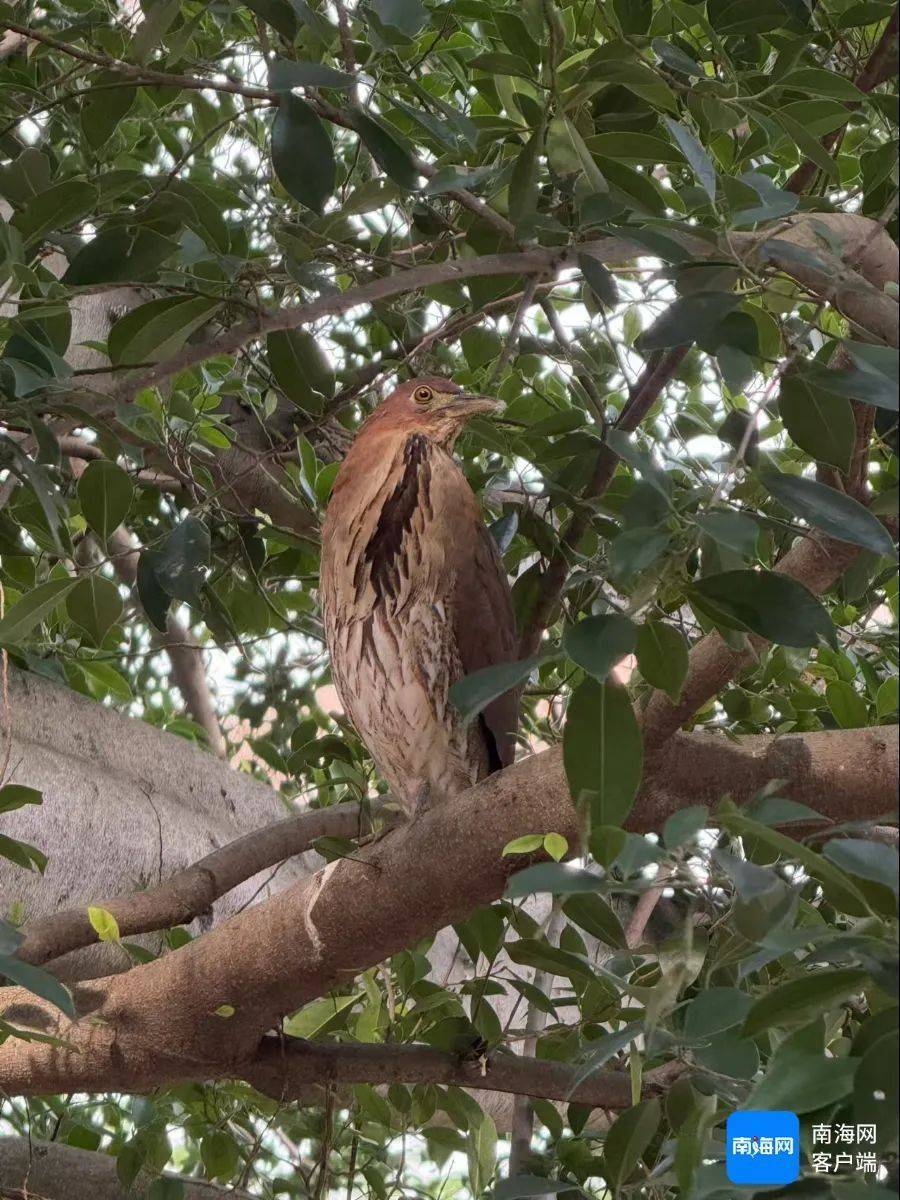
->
[428,448,519,770]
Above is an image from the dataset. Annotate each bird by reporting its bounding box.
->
[319,376,519,817]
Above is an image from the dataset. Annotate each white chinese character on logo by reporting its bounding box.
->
[774,1137,794,1154]
[856,1124,877,1144]
[856,1152,878,1173]
[811,1153,833,1173]
[812,1123,832,1145]
[834,1152,855,1171]
[835,1124,855,1144]
[759,1137,774,1155]
[732,1137,753,1155]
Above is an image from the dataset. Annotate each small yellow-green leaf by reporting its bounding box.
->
[88,905,121,943]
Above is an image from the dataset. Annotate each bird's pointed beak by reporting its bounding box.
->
[447,393,504,417]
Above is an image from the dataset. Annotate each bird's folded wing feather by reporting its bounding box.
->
[426,447,519,769]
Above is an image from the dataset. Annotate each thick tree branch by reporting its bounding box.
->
[0,1138,254,1200]
[243,1035,676,1109]
[1,723,894,1097]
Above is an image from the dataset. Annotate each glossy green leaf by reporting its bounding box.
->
[635,620,689,701]
[778,372,856,473]
[353,112,421,189]
[637,292,739,351]
[108,296,220,366]
[77,460,134,541]
[0,578,76,645]
[451,654,552,725]
[563,678,643,827]
[563,614,635,681]
[744,969,869,1036]
[603,1099,660,1188]
[66,575,123,645]
[271,94,335,211]
[664,117,716,202]
[762,470,896,557]
[690,569,836,648]
[0,784,42,815]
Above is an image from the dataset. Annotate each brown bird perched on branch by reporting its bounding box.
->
[320,376,518,817]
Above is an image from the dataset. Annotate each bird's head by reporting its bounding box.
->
[370,376,502,449]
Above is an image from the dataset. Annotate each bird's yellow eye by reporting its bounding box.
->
[413,386,433,405]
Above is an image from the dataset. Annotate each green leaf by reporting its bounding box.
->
[63,227,178,285]
[823,839,899,897]
[450,654,551,725]
[88,905,121,942]
[689,569,835,648]
[371,0,428,35]
[806,359,898,412]
[0,578,76,645]
[11,180,97,243]
[635,620,689,702]
[775,110,840,182]
[108,296,220,366]
[546,118,607,191]
[0,784,42,815]
[747,1039,858,1112]
[284,991,361,1038]
[826,680,869,729]
[563,679,643,828]
[137,550,172,633]
[0,953,75,1017]
[0,834,47,873]
[762,471,895,557]
[663,117,716,202]
[504,862,605,898]
[609,528,670,586]
[154,517,210,603]
[637,292,739,351]
[663,805,708,850]
[466,1111,497,1197]
[778,371,856,473]
[268,57,356,90]
[743,968,869,1037]
[508,127,543,227]
[271,94,335,212]
[563,614,635,681]
[694,511,759,559]
[267,328,334,410]
[502,834,545,856]
[562,892,628,949]
[684,988,753,1039]
[876,675,899,718]
[543,833,568,861]
[77,460,134,542]
[353,112,421,189]
[578,251,619,307]
[200,1131,240,1181]
[66,575,123,645]
[602,1099,660,1188]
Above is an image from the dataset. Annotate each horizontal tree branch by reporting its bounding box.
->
[242,1035,675,1109]
[113,213,897,405]
[1,722,894,1097]
[16,799,389,966]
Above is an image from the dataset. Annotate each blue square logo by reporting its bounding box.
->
[727,1111,800,1185]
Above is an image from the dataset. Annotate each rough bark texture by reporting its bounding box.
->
[0,1138,252,1200]
[0,669,309,980]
